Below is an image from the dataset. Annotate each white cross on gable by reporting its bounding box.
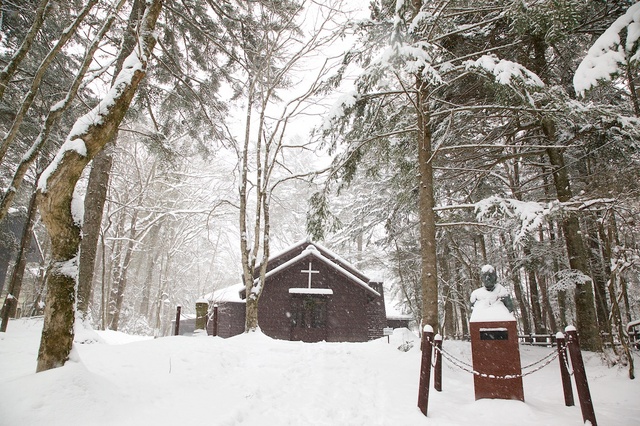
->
[301,261,320,288]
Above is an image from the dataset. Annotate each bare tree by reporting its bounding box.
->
[233,0,347,332]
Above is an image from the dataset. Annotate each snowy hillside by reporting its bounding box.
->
[0,317,638,425]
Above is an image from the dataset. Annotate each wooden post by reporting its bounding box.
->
[0,296,17,333]
[556,332,575,406]
[565,326,597,425]
[434,334,442,392]
[212,304,219,337]
[417,325,434,416]
[174,305,181,336]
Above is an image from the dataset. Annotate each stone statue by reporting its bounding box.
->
[470,265,514,313]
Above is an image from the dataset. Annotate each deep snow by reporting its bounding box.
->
[0,317,638,425]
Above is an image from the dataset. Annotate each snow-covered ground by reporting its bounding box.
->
[1,317,638,425]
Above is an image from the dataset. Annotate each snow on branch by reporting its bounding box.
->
[548,269,592,293]
[573,2,640,96]
[37,2,160,194]
[322,91,360,131]
[464,54,544,88]
[474,196,557,243]
[473,195,619,245]
[322,41,441,131]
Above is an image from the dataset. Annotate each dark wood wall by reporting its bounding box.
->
[258,259,374,342]
[366,282,386,340]
[387,318,411,329]
[208,302,245,338]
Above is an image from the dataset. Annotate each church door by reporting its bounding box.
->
[290,295,328,342]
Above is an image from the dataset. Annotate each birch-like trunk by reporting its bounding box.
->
[35,0,164,372]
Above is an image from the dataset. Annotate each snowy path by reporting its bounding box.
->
[1,318,638,425]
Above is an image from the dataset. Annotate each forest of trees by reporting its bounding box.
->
[0,0,638,376]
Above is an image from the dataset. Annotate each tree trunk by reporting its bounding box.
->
[105,202,127,327]
[542,165,565,330]
[416,73,439,332]
[240,87,258,333]
[585,215,611,336]
[439,245,454,337]
[77,146,113,320]
[455,279,469,338]
[107,210,138,331]
[544,135,601,352]
[606,213,632,323]
[28,266,48,317]
[537,226,557,332]
[549,221,568,329]
[139,224,161,319]
[77,0,145,324]
[609,268,635,379]
[538,272,557,333]
[450,247,471,337]
[99,224,109,330]
[0,182,39,332]
[475,234,487,263]
[153,252,171,337]
[524,248,545,334]
[0,0,52,100]
[501,233,531,333]
[35,0,164,372]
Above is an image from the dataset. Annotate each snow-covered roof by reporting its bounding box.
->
[205,283,245,304]
[261,244,380,297]
[202,241,381,303]
[304,241,365,279]
[257,239,369,283]
[385,300,412,320]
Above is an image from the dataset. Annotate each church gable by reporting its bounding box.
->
[255,239,369,284]
[261,244,380,297]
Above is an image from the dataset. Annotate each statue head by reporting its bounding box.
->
[480,265,497,291]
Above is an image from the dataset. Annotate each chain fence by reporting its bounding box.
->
[433,342,562,380]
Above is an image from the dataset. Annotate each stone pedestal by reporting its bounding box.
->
[470,320,524,401]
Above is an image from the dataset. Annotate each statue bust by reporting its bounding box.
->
[470,265,514,313]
